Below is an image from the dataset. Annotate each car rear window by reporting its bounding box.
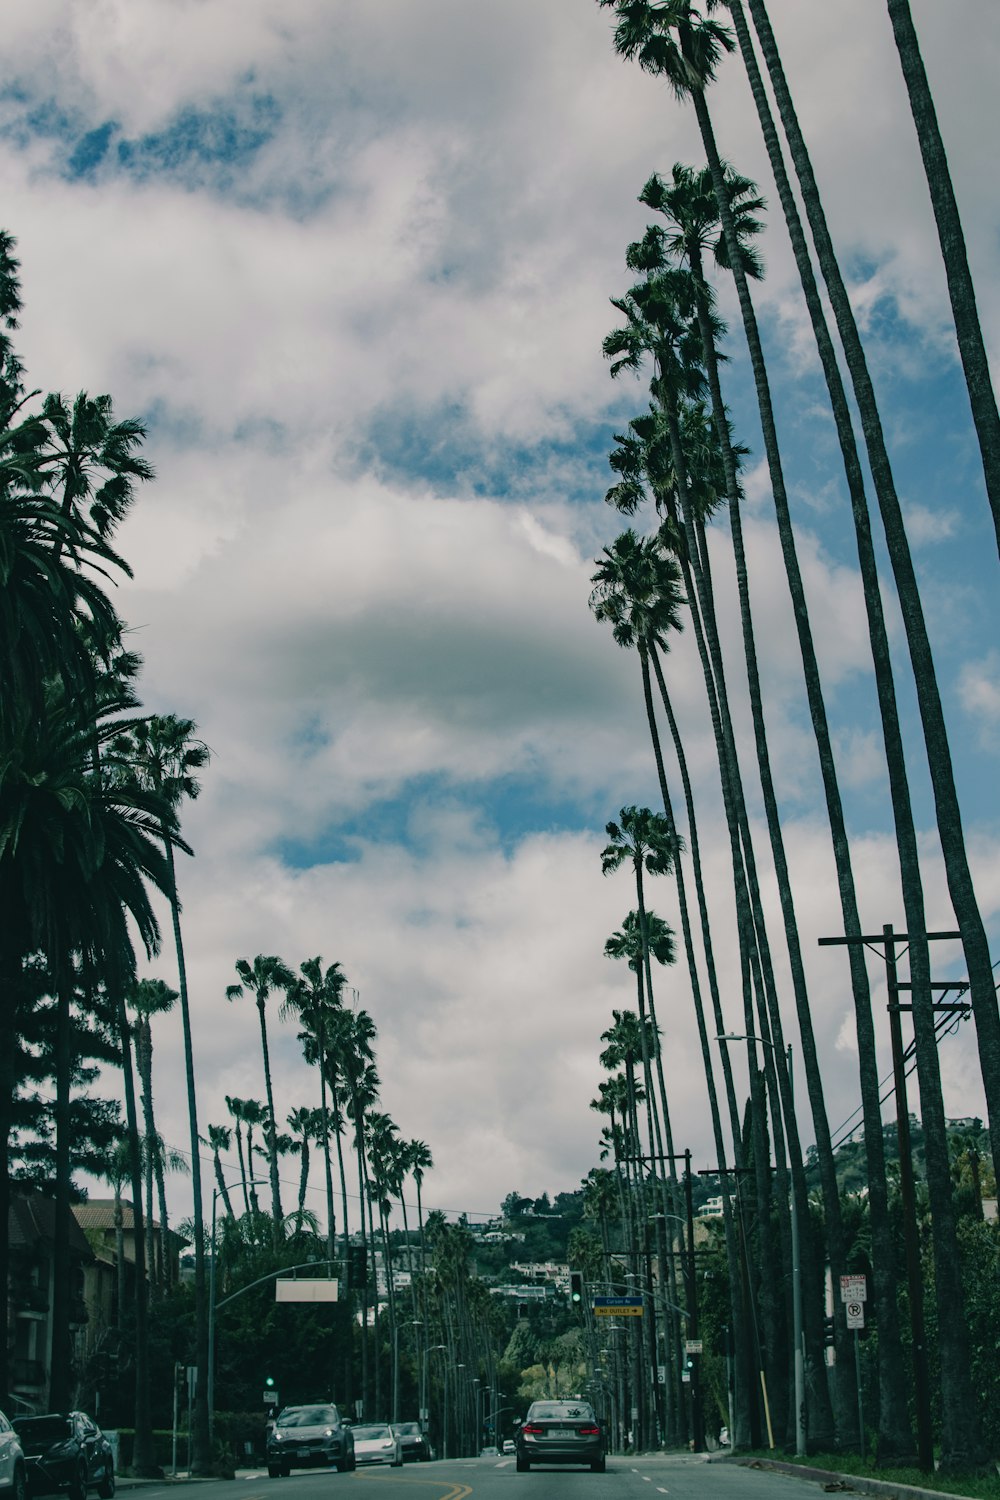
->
[527,1402,595,1421]
[353,1425,391,1440]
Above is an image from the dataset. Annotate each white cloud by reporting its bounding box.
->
[4,0,997,1228]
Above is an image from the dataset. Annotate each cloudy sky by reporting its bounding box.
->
[6,0,999,1231]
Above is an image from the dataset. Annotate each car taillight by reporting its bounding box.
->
[578,1426,600,1435]
[522,1424,544,1435]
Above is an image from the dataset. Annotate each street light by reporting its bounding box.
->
[208,1178,267,1439]
[716,1032,804,1458]
[424,1345,447,1455]
[392,1319,422,1423]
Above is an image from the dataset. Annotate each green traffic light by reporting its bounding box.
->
[265,1376,276,1388]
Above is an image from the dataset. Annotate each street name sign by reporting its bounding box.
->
[839,1274,867,1303]
[592,1296,643,1317]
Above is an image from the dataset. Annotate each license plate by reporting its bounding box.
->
[297,1449,311,1459]
[550,1429,574,1438]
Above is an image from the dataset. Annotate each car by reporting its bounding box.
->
[12,1414,114,1500]
[515,1399,606,1473]
[265,1404,354,1476]
[0,1411,26,1500]
[502,1439,516,1455]
[393,1422,430,1462]
[350,1425,402,1467]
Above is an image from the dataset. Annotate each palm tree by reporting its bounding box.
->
[283,957,348,1261]
[640,153,857,1444]
[883,0,1000,557]
[106,712,212,1465]
[287,1106,323,1235]
[127,977,180,1288]
[204,1123,235,1217]
[727,0,993,1464]
[224,1095,253,1214]
[226,955,295,1245]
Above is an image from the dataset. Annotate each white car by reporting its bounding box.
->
[351,1425,402,1467]
[0,1412,26,1500]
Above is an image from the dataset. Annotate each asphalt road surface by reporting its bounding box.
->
[124,1454,842,1500]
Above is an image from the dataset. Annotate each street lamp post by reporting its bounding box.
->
[392,1319,422,1424]
[717,1033,805,1458]
[423,1343,447,1450]
[208,1178,267,1441]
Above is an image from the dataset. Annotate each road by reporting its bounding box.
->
[123,1454,837,1500]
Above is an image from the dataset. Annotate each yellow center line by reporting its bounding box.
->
[354,1478,472,1498]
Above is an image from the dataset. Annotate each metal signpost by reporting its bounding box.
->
[840,1274,866,1453]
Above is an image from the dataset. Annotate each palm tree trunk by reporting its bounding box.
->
[638,643,752,1444]
[163,841,211,1472]
[114,983,158,1476]
[736,6,991,1464]
[884,0,1000,556]
[50,965,73,1410]
[687,207,847,1441]
[744,0,1000,1181]
[256,1000,284,1245]
[684,71,915,1458]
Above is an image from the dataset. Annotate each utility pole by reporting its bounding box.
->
[819,924,969,1473]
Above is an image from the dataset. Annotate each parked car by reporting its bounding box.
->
[12,1414,114,1500]
[393,1422,430,1462]
[350,1425,402,1467]
[502,1439,516,1455]
[265,1404,354,1476]
[515,1399,605,1473]
[0,1411,26,1500]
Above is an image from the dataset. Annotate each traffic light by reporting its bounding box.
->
[265,1375,276,1389]
[570,1272,583,1305]
[264,1375,278,1408]
[348,1245,368,1288]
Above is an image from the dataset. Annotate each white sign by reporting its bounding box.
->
[845,1301,865,1330]
[685,1340,703,1354]
[275,1278,339,1303]
[840,1275,867,1303]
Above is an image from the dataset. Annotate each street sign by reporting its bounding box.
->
[845,1301,865,1330]
[684,1340,703,1354]
[840,1274,867,1303]
[263,1389,279,1405]
[592,1297,643,1317]
[275,1278,339,1302]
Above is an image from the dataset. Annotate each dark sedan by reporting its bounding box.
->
[394,1422,430,1462]
[12,1414,114,1500]
[515,1399,605,1472]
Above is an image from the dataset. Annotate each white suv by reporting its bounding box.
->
[0,1411,26,1500]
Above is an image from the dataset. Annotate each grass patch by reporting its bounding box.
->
[740,1449,1000,1500]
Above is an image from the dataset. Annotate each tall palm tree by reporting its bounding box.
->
[727,1,993,1465]
[204,1123,235,1218]
[224,1095,253,1214]
[127,977,179,1289]
[640,154,855,1443]
[284,957,348,1261]
[883,0,1000,557]
[106,712,213,1469]
[226,955,295,1245]
[287,1106,323,1236]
